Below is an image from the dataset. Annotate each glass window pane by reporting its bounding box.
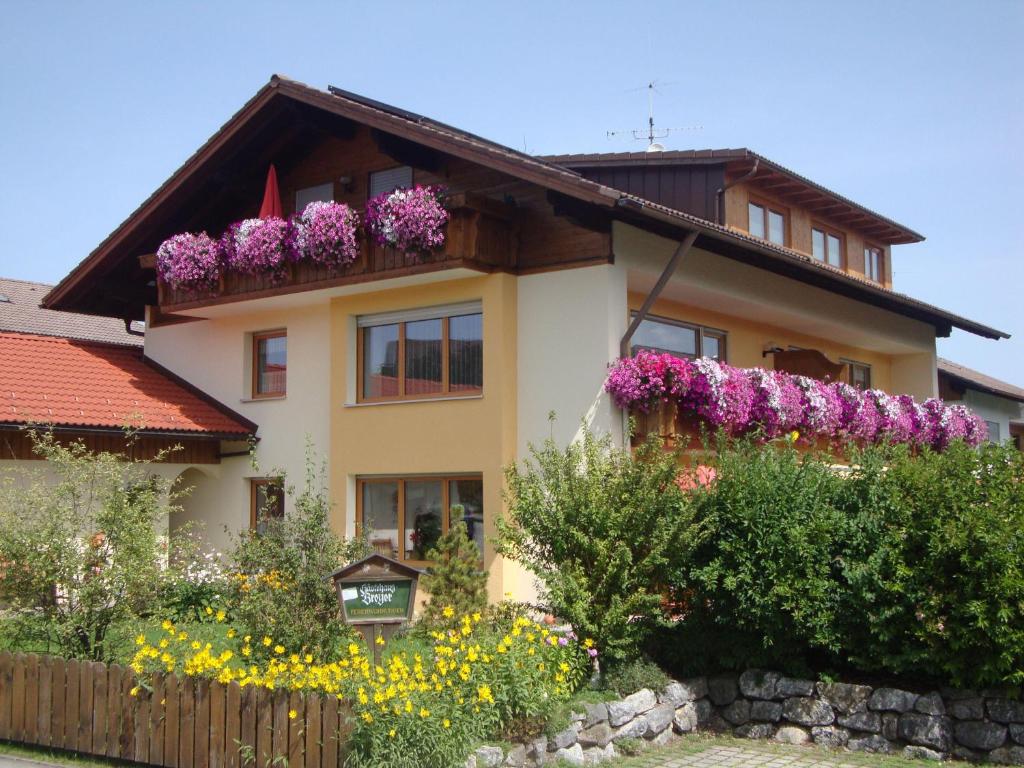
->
[449,313,483,392]
[363,324,400,398]
[405,318,443,395]
[812,229,825,261]
[827,235,842,267]
[849,363,871,390]
[254,481,284,535]
[362,482,399,559]
[767,211,785,245]
[449,479,484,557]
[631,317,697,358]
[748,203,765,238]
[369,166,413,199]
[256,335,286,395]
[405,480,443,560]
[702,332,723,360]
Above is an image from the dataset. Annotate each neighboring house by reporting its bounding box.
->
[35,75,1009,600]
[937,358,1024,448]
[0,277,256,513]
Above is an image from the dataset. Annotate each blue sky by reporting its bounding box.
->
[2,1,1021,383]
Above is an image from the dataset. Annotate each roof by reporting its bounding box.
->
[42,75,1006,341]
[937,357,1024,403]
[0,277,143,345]
[0,332,256,437]
[542,149,925,245]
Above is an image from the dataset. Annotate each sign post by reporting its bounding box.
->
[329,553,422,665]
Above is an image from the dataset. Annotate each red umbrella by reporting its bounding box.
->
[258,164,283,219]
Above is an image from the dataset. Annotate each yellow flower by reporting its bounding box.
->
[227,629,236,639]
[274,645,285,655]
[135,634,146,646]
[361,711,373,724]
[789,430,800,443]
[130,686,140,697]
[583,638,594,649]
[419,707,430,718]
[216,609,226,622]
[348,643,360,656]
[477,684,494,703]
[442,605,454,619]
[443,718,451,729]
[205,606,213,616]
[262,636,272,647]
[288,709,297,720]
[388,729,396,738]
[375,635,385,646]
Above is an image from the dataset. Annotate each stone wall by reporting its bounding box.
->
[466,670,1024,767]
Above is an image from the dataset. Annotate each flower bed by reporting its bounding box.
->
[605,352,987,450]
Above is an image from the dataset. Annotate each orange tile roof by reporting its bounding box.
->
[0,332,256,437]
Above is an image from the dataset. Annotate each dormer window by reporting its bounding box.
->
[865,245,884,283]
[748,201,786,246]
[369,166,413,199]
[812,226,844,268]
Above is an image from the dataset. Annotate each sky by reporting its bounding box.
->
[1,0,1022,384]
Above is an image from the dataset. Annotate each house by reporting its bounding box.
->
[34,75,1009,600]
[937,358,1024,448]
[0,277,255,503]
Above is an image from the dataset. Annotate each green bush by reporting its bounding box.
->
[601,657,670,696]
[499,424,706,665]
[419,520,489,632]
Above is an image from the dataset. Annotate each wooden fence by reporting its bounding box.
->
[0,653,352,768]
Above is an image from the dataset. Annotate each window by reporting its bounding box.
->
[358,303,482,401]
[985,421,1001,444]
[630,312,727,361]
[842,359,872,390]
[369,166,413,199]
[250,478,284,533]
[748,201,786,246]
[864,245,884,282]
[295,182,334,213]
[356,476,484,564]
[252,331,286,397]
[812,227,844,268]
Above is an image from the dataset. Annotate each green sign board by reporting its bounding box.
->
[340,578,413,623]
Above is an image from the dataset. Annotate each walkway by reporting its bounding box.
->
[609,739,912,768]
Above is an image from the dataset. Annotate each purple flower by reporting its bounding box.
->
[220,217,295,280]
[156,232,221,289]
[365,185,449,254]
[292,201,360,270]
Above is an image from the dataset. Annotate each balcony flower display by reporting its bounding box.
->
[156,232,222,289]
[292,201,360,270]
[220,217,295,280]
[605,351,987,451]
[365,184,449,255]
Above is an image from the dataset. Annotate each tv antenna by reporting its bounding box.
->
[606,80,701,152]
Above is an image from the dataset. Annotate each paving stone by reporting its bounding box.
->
[898,713,953,751]
[750,700,783,722]
[816,682,872,714]
[645,704,676,737]
[504,743,526,767]
[848,734,894,753]
[782,697,834,726]
[722,699,752,726]
[735,723,776,739]
[475,745,504,768]
[739,670,781,700]
[990,745,1024,765]
[550,725,579,751]
[578,721,614,748]
[612,715,649,742]
[606,698,637,727]
[553,743,585,766]
[773,725,810,745]
[902,745,943,761]
[708,674,739,706]
[915,692,945,716]
[949,697,985,720]
[837,710,881,733]
[868,687,918,713]
[989,699,1024,724]
[776,677,815,698]
[954,720,1007,750]
[811,725,850,748]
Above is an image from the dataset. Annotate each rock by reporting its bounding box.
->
[571,710,586,724]
[550,725,579,751]
[474,746,504,768]
[1010,723,1024,745]
[623,688,657,715]
[582,744,616,765]
[579,722,614,748]
[735,723,776,739]
[528,737,547,764]
[739,670,781,700]
[954,720,1007,751]
[902,746,944,761]
[751,701,783,722]
[606,699,637,727]
[583,702,608,727]
[952,744,981,762]
[990,745,1024,765]
[673,703,699,733]
[915,692,945,716]
[898,713,953,752]
[949,697,985,720]
[881,713,900,741]
[554,743,585,767]
[708,712,732,732]
[612,716,649,742]
[989,699,1024,724]
[722,699,751,726]
[811,726,850,748]
[782,697,835,726]
[838,711,882,733]
[504,744,526,767]
[869,687,919,713]
[650,728,673,747]
[661,678,707,704]
[848,734,894,753]
[708,674,738,706]
[777,677,815,698]
[464,756,477,768]
[774,725,811,745]
[645,704,675,737]
[942,687,979,700]
[817,682,872,714]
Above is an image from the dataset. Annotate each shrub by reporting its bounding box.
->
[419,520,489,632]
[499,424,706,665]
[160,529,230,623]
[0,430,176,661]
[602,657,670,696]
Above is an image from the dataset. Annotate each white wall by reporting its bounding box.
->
[960,389,1023,444]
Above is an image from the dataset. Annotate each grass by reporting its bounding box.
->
[0,741,133,768]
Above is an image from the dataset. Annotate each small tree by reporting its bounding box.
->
[0,430,176,661]
[498,424,706,666]
[419,519,489,629]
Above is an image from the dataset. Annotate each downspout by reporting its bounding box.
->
[714,158,759,225]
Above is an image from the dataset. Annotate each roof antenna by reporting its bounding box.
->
[607,81,702,152]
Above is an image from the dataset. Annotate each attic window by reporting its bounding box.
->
[295,182,335,213]
[369,166,413,199]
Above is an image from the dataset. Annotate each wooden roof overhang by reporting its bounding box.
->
[43,76,1005,342]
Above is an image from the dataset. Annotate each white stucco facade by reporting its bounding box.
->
[957,389,1023,445]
